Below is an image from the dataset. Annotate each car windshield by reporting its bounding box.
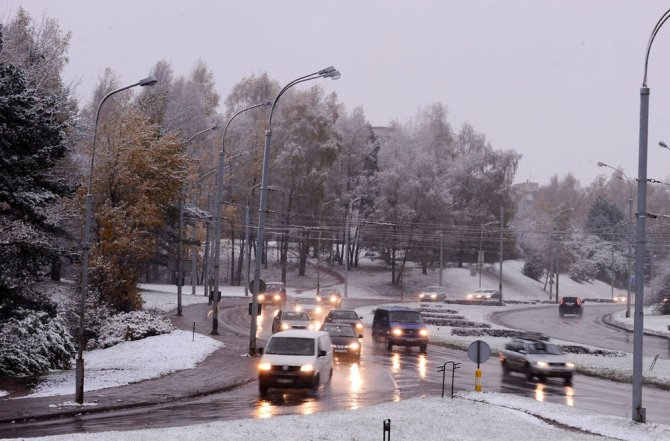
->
[330,310,358,320]
[282,311,310,321]
[423,287,441,292]
[389,311,423,323]
[527,342,562,355]
[323,325,357,337]
[296,298,319,305]
[265,337,314,355]
[266,283,283,291]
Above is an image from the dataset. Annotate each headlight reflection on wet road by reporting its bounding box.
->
[535,383,545,402]
[417,354,427,379]
[565,386,574,407]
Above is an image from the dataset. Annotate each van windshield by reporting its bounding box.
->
[265,337,314,356]
[389,311,423,323]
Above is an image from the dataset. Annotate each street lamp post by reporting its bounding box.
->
[597,161,634,317]
[553,208,573,303]
[317,199,339,295]
[249,67,340,355]
[630,8,670,422]
[176,125,221,315]
[244,183,277,297]
[478,221,497,289]
[76,76,158,404]
[211,102,270,335]
[344,196,364,299]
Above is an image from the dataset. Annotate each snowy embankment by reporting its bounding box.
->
[25,330,223,398]
[20,393,670,441]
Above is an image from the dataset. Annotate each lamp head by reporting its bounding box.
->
[660,140,669,149]
[597,161,606,167]
[318,66,336,75]
[139,76,158,87]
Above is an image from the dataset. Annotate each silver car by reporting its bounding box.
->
[499,334,575,384]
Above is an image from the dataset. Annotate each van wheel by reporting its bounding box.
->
[501,360,509,375]
[311,374,320,393]
[259,383,269,398]
[386,340,393,351]
[419,344,427,354]
[372,332,379,343]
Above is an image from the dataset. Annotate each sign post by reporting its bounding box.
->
[467,340,491,392]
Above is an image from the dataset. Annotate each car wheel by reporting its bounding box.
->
[501,360,509,374]
[372,332,379,343]
[525,364,534,381]
[559,311,564,318]
[419,344,427,354]
[259,383,269,398]
[386,340,393,351]
[564,374,573,385]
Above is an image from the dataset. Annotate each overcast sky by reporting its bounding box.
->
[6,0,670,187]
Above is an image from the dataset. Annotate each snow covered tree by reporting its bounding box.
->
[585,196,624,241]
[80,93,186,312]
[0,24,76,374]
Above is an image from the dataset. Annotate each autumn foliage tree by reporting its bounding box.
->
[83,103,185,312]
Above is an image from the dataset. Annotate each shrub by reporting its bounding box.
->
[522,251,544,281]
[94,310,175,349]
[0,309,75,376]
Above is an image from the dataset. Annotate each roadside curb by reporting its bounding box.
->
[601,312,670,340]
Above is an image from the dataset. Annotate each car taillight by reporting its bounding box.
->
[576,298,580,305]
[560,298,564,304]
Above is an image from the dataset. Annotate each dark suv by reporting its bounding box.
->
[371,306,428,353]
[559,296,583,317]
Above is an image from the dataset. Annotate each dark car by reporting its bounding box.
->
[371,306,428,353]
[271,310,318,333]
[316,289,342,308]
[320,323,361,360]
[323,309,364,338]
[499,332,575,384]
[258,282,287,307]
[418,286,447,302]
[559,296,583,317]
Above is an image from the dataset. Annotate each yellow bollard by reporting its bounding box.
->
[475,368,482,392]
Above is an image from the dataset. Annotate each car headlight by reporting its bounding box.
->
[566,362,575,368]
[355,323,363,329]
[536,361,548,367]
[419,329,428,337]
[430,294,437,299]
[295,305,302,312]
[330,296,337,303]
[316,296,321,302]
[485,295,491,299]
[300,364,314,372]
[258,294,265,301]
[392,328,403,336]
[419,294,425,299]
[349,342,360,350]
[467,294,473,299]
[258,363,271,371]
[281,323,290,330]
[274,294,280,301]
[316,306,322,313]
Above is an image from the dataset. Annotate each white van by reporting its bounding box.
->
[257,330,333,397]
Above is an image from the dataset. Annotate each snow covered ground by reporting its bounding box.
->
[18,330,223,399]
[17,393,670,441]
[3,259,669,439]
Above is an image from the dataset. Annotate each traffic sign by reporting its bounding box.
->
[467,340,491,367]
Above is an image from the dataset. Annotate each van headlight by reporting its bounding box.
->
[392,328,403,336]
[355,323,363,329]
[258,363,271,371]
[419,329,428,337]
[316,296,322,302]
[300,364,314,372]
[281,323,290,330]
[295,305,302,312]
[330,296,337,303]
[258,294,265,301]
[316,306,322,313]
[349,342,360,350]
[274,294,281,301]
[566,362,575,368]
